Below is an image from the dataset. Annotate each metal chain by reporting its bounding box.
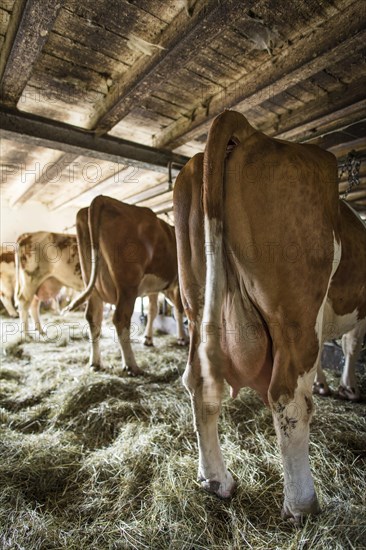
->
[339,150,361,199]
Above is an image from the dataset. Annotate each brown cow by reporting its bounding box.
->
[173,110,366,522]
[67,195,185,373]
[16,232,84,334]
[0,248,18,317]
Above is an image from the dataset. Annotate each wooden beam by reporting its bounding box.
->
[328,137,366,159]
[90,0,251,133]
[339,178,366,192]
[273,82,366,142]
[339,172,366,193]
[154,1,366,149]
[0,0,64,106]
[128,183,171,205]
[0,106,189,173]
[14,153,79,206]
[305,120,366,151]
[50,167,130,211]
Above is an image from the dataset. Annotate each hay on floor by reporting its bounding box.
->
[0,311,365,549]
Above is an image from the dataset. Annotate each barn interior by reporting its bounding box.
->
[1,0,366,241]
[0,1,365,548]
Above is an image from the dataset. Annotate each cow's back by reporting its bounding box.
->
[87,197,179,304]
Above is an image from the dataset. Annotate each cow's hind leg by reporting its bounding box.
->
[114,291,143,376]
[165,288,187,345]
[144,293,158,346]
[183,326,235,499]
[1,294,18,317]
[29,297,45,335]
[313,356,331,397]
[18,298,32,339]
[269,354,320,523]
[339,321,366,401]
[85,292,104,369]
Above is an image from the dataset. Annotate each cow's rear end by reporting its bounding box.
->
[174,110,343,521]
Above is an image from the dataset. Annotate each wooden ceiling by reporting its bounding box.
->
[0,0,365,221]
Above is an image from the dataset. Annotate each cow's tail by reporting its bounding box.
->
[67,196,104,312]
[199,110,256,395]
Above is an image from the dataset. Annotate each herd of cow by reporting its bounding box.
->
[1,111,365,522]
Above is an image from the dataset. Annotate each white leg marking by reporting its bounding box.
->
[175,309,186,344]
[144,294,158,345]
[89,332,102,367]
[272,369,320,521]
[118,327,143,375]
[1,296,18,317]
[339,320,366,400]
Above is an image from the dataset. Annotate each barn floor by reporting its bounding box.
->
[0,311,365,549]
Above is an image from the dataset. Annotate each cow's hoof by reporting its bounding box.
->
[281,498,321,524]
[199,475,236,499]
[338,385,360,402]
[143,337,154,347]
[20,334,33,343]
[90,363,103,371]
[177,338,187,346]
[312,381,332,397]
[124,365,144,376]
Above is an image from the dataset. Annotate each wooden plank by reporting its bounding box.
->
[35,52,110,95]
[53,8,137,66]
[271,79,366,140]
[154,1,366,149]
[43,32,127,80]
[0,106,189,173]
[329,137,366,160]
[0,0,65,106]
[14,153,79,205]
[297,106,366,144]
[89,0,256,133]
[141,95,183,121]
[50,166,131,210]
[66,0,167,42]
[0,7,10,35]
[322,50,366,84]
[1,1,16,12]
[339,179,366,196]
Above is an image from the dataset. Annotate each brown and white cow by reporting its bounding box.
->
[67,195,185,374]
[173,110,366,521]
[0,248,18,317]
[314,205,366,401]
[1,247,77,329]
[16,232,84,334]
[314,325,366,401]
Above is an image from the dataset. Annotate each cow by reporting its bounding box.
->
[16,232,84,335]
[314,326,366,401]
[66,195,186,374]
[173,110,366,522]
[313,207,366,402]
[0,248,18,317]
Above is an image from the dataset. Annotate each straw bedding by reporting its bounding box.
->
[0,312,365,549]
